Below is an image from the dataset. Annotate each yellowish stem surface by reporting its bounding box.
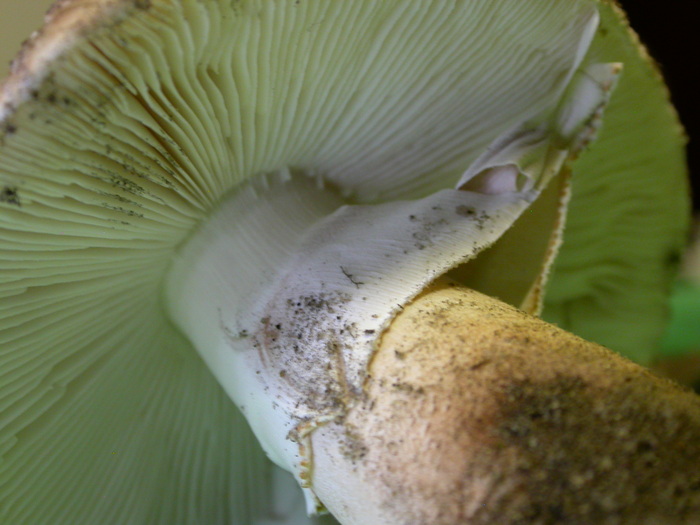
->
[312,280,700,524]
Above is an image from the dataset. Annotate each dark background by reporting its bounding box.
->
[619,2,700,210]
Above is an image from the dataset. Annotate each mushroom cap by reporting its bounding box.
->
[0,1,688,523]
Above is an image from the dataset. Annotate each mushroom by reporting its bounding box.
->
[0,1,696,524]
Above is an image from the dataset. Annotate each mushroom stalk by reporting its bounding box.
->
[311,279,700,524]
[164,168,539,510]
[165,170,700,522]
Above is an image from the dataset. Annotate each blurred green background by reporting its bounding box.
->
[0,0,54,77]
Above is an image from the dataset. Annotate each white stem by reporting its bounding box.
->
[165,169,535,511]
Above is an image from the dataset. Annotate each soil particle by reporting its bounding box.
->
[0,186,21,207]
[254,292,364,430]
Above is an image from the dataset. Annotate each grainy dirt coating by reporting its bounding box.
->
[339,280,700,524]
[255,291,363,419]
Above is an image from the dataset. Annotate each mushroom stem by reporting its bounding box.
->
[310,278,700,524]
[164,168,539,509]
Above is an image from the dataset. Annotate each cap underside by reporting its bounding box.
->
[0,0,687,523]
[542,2,689,364]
